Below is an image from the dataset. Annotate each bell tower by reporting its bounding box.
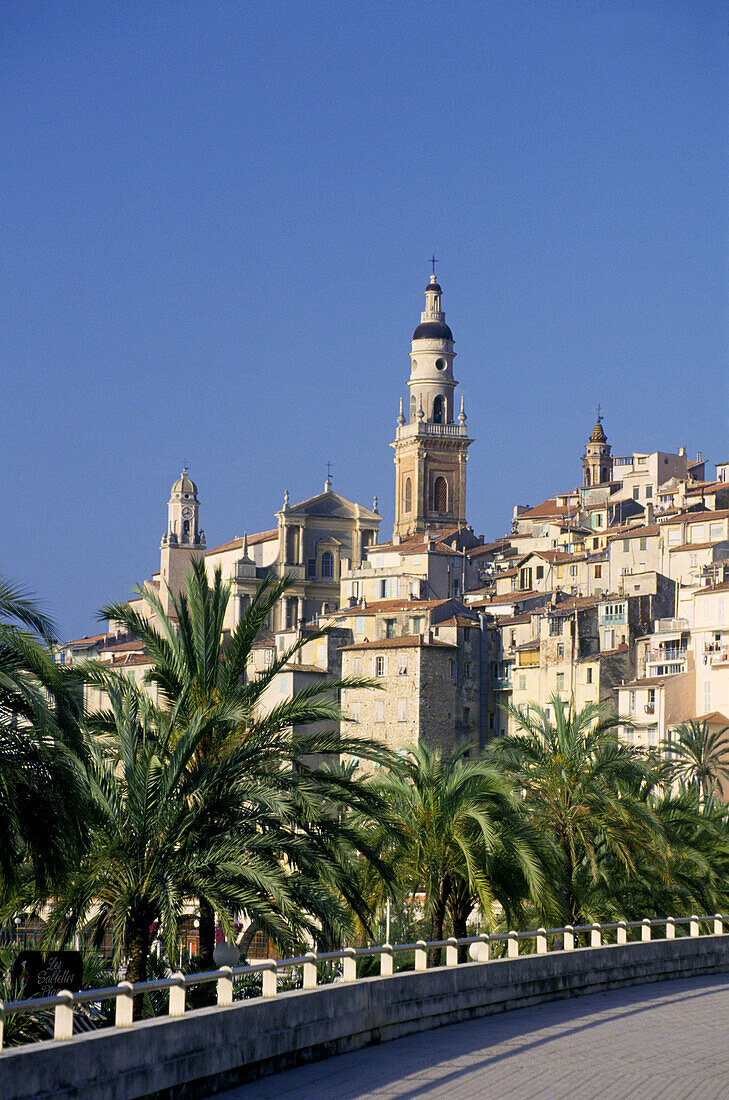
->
[391,270,473,538]
[159,469,206,613]
[582,413,613,487]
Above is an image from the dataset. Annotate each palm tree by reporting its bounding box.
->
[367,743,553,965]
[491,696,669,926]
[0,578,87,899]
[665,719,729,802]
[40,678,389,992]
[97,558,395,965]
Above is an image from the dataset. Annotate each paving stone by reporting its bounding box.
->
[217,975,729,1100]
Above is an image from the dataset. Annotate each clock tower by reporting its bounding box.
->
[159,468,206,613]
[391,272,473,538]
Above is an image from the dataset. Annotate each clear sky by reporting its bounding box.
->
[3,1,727,641]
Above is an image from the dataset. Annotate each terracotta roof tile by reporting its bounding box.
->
[339,635,457,651]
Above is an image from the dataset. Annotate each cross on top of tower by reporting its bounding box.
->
[430,254,438,276]
[596,404,602,422]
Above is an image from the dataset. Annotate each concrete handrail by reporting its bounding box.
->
[1,913,725,1052]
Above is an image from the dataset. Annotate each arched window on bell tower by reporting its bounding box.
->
[404,477,412,512]
[433,395,443,424]
[410,394,416,422]
[433,476,448,513]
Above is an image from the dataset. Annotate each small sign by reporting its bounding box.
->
[10,951,82,998]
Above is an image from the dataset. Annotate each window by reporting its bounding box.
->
[379,578,391,598]
[624,726,634,744]
[519,567,532,590]
[640,537,647,551]
[645,485,653,499]
[667,528,680,546]
[404,477,412,513]
[647,688,655,705]
[623,540,630,552]
[556,643,564,659]
[353,657,362,677]
[569,565,577,577]
[549,617,562,636]
[596,514,603,527]
[586,666,593,684]
[629,690,635,714]
[375,656,386,676]
[710,521,723,541]
[705,681,711,711]
[411,616,423,634]
[453,578,460,597]
[321,551,334,578]
[307,558,316,578]
[351,702,360,723]
[410,394,416,421]
[556,672,565,690]
[633,487,640,500]
[375,701,384,723]
[449,660,456,679]
[557,565,563,579]
[356,616,365,634]
[536,566,544,580]
[435,357,446,371]
[384,619,395,639]
[593,538,599,549]
[464,661,471,677]
[432,395,444,423]
[647,726,658,746]
[397,698,407,722]
[594,565,602,579]
[433,476,448,512]
[398,654,408,675]
[519,675,526,690]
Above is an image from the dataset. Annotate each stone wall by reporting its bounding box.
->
[4,936,728,1100]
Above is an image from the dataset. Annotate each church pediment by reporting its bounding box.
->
[279,490,379,521]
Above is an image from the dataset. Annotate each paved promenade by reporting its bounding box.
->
[219,974,729,1099]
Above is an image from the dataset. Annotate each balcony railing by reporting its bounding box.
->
[395,422,469,441]
[1,915,724,1051]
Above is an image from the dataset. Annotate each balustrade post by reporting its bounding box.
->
[115,981,134,1027]
[342,948,357,982]
[476,934,490,962]
[617,921,627,946]
[690,915,700,938]
[507,931,519,959]
[217,966,233,1007]
[261,961,277,997]
[666,917,675,939]
[414,941,427,971]
[302,952,317,989]
[536,928,547,954]
[54,990,74,1041]
[380,945,393,977]
[714,914,723,936]
[446,938,458,967]
[169,972,186,1017]
[641,920,651,942]
[563,925,574,951]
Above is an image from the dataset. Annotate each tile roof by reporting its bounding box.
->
[660,509,729,525]
[516,499,578,520]
[207,529,277,555]
[63,632,115,648]
[607,525,660,541]
[333,598,446,617]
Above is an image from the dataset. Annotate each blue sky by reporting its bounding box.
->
[2,1,727,640]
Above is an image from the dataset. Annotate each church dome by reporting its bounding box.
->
[171,468,197,495]
[412,320,454,342]
[589,419,607,444]
[425,280,442,294]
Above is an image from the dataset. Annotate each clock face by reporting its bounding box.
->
[181,506,193,518]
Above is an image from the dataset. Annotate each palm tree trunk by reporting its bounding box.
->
[198,898,216,970]
[428,884,448,967]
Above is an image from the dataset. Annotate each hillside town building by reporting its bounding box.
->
[58,271,729,766]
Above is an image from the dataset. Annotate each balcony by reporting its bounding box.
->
[707,647,729,667]
[395,422,470,441]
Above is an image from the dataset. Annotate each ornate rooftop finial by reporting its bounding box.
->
[458,394,467,424]
[373,495,379,513]
[589,408,607,444]
[283,489,289,509]
[397,396,405,426]
[418,397,425,421]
